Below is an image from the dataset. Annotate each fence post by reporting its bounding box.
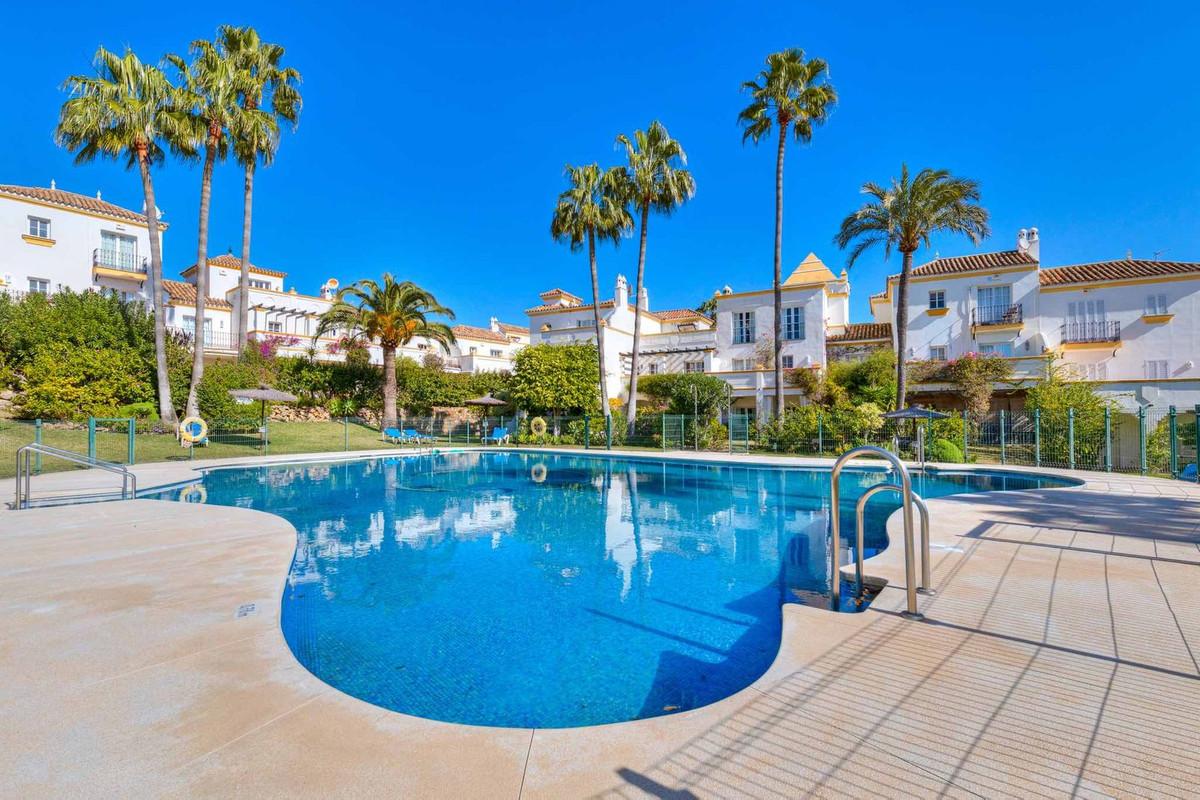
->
[961,409,969,462]
[264,418,270,456]
[128,418,136,465]
[344,416,349,451]
[1169,406,1178,477]
[34,418,42,474]
[1103,406,1112,472]
[661,414,666,451]
[87,416,96,461]
[605,413,612,450]
[1034,408,1041,468]
[817,412,824,455]
[1068,408,1076,471]
[1138,405,1147,476]
[584,415,590,450]
[999,409,1007,465]
[1195,404,1200,482]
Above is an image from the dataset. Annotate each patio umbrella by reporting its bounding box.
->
[228,385,299,427]
[464,393,509,432]
[882,405,950,421]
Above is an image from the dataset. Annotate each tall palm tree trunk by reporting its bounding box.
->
[587,230,612,429]
[186,138,217,417]
[772,123,787,419]
[626,203,649,435]
[238,158,256,352]
[138,149,177,426]
[894,250,914,411]
[382,345,398,430]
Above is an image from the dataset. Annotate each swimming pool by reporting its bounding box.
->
[154,451,1074,728]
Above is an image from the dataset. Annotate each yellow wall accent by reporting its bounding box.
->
[1059,341,1122,351]
[971,322,1023,333]
[92,265,145,281]
[21,234,55,247]
[1141,313,1174,324]
[925,307,949,316]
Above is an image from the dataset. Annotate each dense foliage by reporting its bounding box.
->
[509,343,600,414]
[1025,364,1116,467]
[636,373,729,417]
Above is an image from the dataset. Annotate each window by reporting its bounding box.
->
[976,285,1012,323]
[732,357,755,371]
[978,342,1013,358]
[27,217,51,239]
[267,321,283,333]
[928,290,946,310]
[1146,294,1168,315]
[490,349,502,358]
[576,319,589,327]
[782,306,805,340]
[684,361,704,374]
[733,311,755,344]
[647,362,659,375]
[249,279,271,290]
[780,355,794,369]
[930,345,948,362]
[1145,360,1170,379]
[417,343,429,351]
[27,278,49,294]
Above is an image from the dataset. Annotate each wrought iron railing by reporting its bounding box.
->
[93,248,147,273]
[971,303,1023,327]
[168,326,238,352]
[1061,320,1121,344]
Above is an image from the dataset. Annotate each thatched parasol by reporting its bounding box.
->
[882,405,950,421]
[228,385,299,427]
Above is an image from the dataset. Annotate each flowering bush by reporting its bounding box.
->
[253,334,301,359]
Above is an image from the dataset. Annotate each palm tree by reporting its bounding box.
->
[738,49,837,419]
[834,165,990,408]
[219,26,302,352]
[315,276,456,430]
[56,47,193,426]
[615,121,695,435]
[550,164,632,429]
[170,38,268,417]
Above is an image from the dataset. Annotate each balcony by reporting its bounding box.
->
[168,326,238,353]
[1061,320,1121,345]
[971,303,1023,329]
[93,248,147,275]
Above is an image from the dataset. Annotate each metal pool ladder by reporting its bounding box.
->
[14,443,137,510]
[829,446,931,618]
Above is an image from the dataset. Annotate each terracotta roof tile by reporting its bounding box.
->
[182,253,288,279]
[655,308,713,323]
[495,321,529,335]
[451,324,510,344]
[526,299,617,315]
[162,279,233,310]
[1039,259,1200,286]
[911,249,1037,277]
[0,184,166,228]
[827,322,892,343]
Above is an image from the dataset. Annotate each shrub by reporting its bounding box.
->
[18,343,151,419]
[928,438,964,463]
[116,401,158,419]
[509,343,599,414]
[195,360,265,423]
[637,373,729,417]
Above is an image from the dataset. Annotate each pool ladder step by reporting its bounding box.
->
[830,446,932,618]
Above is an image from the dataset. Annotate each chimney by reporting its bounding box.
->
[96,190,102,200]
[50,179,56,190]
[489,316,499,333]
[614,274,629,306]
[1017,227,1041,262]
[637,285,649,311]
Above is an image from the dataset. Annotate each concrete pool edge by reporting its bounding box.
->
[2,449,1197,797]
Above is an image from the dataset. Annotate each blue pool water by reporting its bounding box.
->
[153,451,1074,728]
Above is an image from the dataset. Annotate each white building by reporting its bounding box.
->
[0,181,525,374]
[0,182,164,301]
[867,228,1200,410]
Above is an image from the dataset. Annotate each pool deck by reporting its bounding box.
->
[1,448,1198,798]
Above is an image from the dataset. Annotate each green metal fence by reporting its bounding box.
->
[2,403,1198,482]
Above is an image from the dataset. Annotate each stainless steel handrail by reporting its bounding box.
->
[829,446,920,618]
[853,484,934,599]
[14,443,136,509]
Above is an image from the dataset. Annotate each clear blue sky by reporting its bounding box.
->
[3,1,1198,325]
